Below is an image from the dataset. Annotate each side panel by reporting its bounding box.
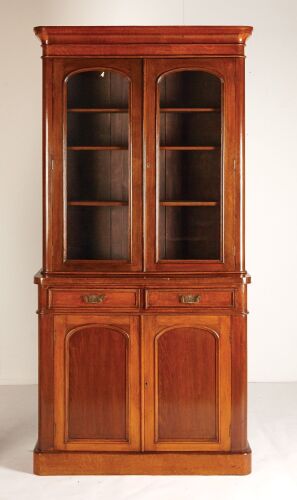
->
[231,312,248,451]
[38,310,54,450]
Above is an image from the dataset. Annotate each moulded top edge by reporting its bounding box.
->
[33,25,253,45]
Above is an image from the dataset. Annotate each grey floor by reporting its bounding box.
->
[0,383,297,499]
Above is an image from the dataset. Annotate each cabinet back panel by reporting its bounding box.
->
[159,206,220,260]
[159,71,221,108]
[160,113,221,147]
[67,113,128,148]
[67,206,128,260]
[67,70,129,109]
[159,150,221,201]
[67,151,128,202]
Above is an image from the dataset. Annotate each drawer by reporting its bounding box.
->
[49,288,140,309]
[145,289,234,309]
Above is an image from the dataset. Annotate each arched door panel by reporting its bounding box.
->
[54,315,140,451]
[144,315,231,451]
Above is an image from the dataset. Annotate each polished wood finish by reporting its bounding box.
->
[34,26,252,475]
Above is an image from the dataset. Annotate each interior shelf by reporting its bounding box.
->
[160,108,220,113]
[68,201,128,206]
[68,108,128,113]
[160,201,218,207]
[67,112,128,148]
[67,146,128,151]
[159,146,219,151]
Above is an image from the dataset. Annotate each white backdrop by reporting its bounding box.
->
[0,0,296,384]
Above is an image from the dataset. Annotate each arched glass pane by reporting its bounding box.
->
[158,70,222,260]
[66,70,130,260]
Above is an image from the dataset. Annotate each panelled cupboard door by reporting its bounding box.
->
[53,315,141,451]
[50,59,142,272]
[143,315,231,451]
[144,58,237,272]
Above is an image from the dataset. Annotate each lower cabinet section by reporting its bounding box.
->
[53,313,231,453]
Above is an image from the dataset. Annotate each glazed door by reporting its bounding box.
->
[143,315,231,451]
[144,58,237,272]
[51,59,142,272]
[53,315,140,451]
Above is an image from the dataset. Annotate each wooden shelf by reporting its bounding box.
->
[68,201,128,207]
[159,146,219,151]
[160,201,218,207]
[160,107,220,113]
[67,146,128,151]
[67,108,128,113]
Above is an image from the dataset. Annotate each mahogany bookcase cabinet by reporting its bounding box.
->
[33,26,253,475]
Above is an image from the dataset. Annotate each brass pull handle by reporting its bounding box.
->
[82,294,105,304]
[179,294,201,304]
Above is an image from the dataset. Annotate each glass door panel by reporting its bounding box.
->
[66,70,130,261]
[158,70,222,261]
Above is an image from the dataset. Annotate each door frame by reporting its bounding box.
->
[143,315,231,451]
[144,58,237,272]
[50,58,143,272]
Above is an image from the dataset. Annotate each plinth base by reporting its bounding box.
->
[34,447,252,475]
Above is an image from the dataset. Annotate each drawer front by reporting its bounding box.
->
[145,289,234,309]
[49,289,140,309]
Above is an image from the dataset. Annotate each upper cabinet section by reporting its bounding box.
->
[34,27,252,274]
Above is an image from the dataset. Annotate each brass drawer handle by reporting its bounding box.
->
[179,294,201,304]
[82,294,105,304]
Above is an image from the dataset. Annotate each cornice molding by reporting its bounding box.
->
[34,25,253,47]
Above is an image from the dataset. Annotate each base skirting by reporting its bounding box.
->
[34,447,252,475]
